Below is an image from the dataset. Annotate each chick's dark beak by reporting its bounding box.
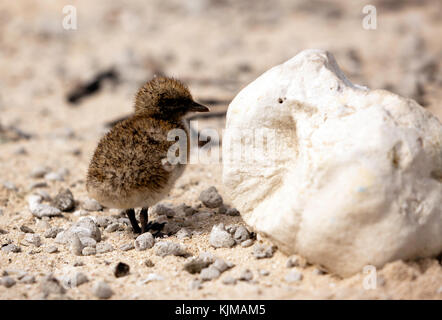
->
[188,101,210,112]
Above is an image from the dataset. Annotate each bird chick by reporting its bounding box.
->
[86,76,209,234]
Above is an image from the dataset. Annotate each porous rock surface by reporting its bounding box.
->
[223,49,442,276]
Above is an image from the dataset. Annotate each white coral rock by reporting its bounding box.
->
[222,49,442,276]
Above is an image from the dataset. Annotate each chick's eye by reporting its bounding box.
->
[161,98,187,108]
[158,98,171,106]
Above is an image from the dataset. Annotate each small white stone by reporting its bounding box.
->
[82,198,103,212]
[222,276,237,285]
[93,281,113,299]
[238,269,253,281]
[176,228,191,240]
[44,172,64,182]
[46,245,58,253]
[82,247,96,256]
[209,223,235,248]
[150,203,176,217]
[80,237,97,248]
[241,239,254,247]
[69,233,83,256]
[1,276,16,288]
[139,273,164,284]
[30,166,50,178]
[2,181,18,191]
[154,241,188,257]
[28,195,61,218]
[212,259,231,273]
[96,242,114,254]
[285,270,303,283]
[62,271,89,288]
[134,232,154,251]
[24,234,41,247]
[200,266,221,281]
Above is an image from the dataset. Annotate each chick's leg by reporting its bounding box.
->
[125,208,141,234]
[140,208,148,234]
[140,207,166,236]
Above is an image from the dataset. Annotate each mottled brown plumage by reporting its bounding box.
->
[86,76,209,234]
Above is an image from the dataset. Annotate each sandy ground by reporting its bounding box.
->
[0,0,441,299]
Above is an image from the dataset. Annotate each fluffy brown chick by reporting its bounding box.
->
[86,76,209,234]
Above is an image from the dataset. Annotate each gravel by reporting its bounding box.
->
[82,198,103,211]
[239,269,253,282]
[233,226,250,243]
[0,276,16,288]
[253,243,275,259]
[80,237,97,248]
[30,166,50,178]
[114,262,130,278]
[144,259,155,267]
[118,217,131,225]
[313,268,327,275]
[105,223,120,233]
[0,228,7,235]
[96,216,113,228]
[93,281,113,299]
[134,232,154,251]
[20,225,34,233]
[34,190,51,201]
[62,271,89,288]
[200,266,221,281]
[82,246,96,256]
[120,243,135,251]
[73,210,89,217]
[1,244,21,253]
[259,269,270,276]
[174,203,197,217]
[20,275,36,284]
[241,239,254,247]
[40,274,66,297]
[28,181,49,190]
[45,245,58,253]
[69,233,83,256]
[286,255,307,268]
[28,195,61,218]
[189,279,203,290]
[225,224,237,234]
[52,189,75,212]
[154,241,188,257]
[150,203,176,217]
[183,257,212,274]
[24,234,41,247]
[222,276,237,285]
[226,208,240,216]
[44,172,64,182]
[44,227,63,238]
[217,205,227,214]
[55,230,75,244]
[96,242,114,253]
[193,211,214,220]
[176,228,191,240]
[70,217,101,241]
[139,273,164,284]
[209,223,235,248]
[199,186,223,208]
[2,181,18,191]
[212,258,232,273]
[285,270,303,283]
